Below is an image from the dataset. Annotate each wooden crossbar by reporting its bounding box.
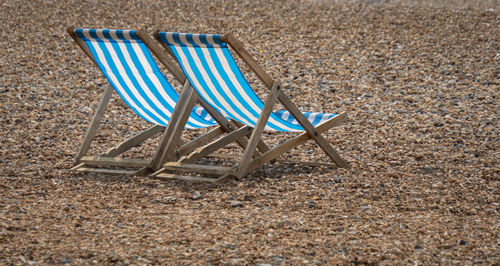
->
[73,166,137,175]
[180,126,253,164]
[247,113,348,172]
[176,126,225,158]
[79,156,151,168]
[105,125,164,157]
[161,162,236,175]
[152,173,228,183]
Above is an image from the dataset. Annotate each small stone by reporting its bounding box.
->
[334,177,342,183]
[414,245,423,249]
[230,201,243,208]
[422,166,434,174]
[191,194,202,200]
[60,259,71,264]
[459,240,467,245]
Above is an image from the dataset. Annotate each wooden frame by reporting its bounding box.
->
[67,27,171,175]
[146,30,350,182]
[67,27,248,176]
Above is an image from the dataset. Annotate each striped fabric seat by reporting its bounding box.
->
[74,29,217,129]
[157,32,338,132]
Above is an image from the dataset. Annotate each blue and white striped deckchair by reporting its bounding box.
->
[151,31,350,181]
[67,28,224,175]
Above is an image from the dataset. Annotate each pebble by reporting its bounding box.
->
[0,0,497,264]
[191,194,202,200]
[230,201,243,208]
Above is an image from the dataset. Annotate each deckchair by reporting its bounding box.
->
[148,31,350,182]
[67,28,235,175]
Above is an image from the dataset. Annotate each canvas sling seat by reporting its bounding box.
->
[146,31,350,182]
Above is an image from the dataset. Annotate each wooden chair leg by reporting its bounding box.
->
[246,113,348,172]
[235,82,282,178]
[74,83,114,164]
[105,125,164,157]
[151,81,198,170]
[278,93,349,168]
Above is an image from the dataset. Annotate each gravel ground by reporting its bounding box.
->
[1,0,499,264]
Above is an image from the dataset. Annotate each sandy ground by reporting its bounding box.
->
[0,0,498,264]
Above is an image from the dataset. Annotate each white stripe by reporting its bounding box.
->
[189,34,295,131]
[307,112,318,124]
[317,113,332,125]
[281,111,290,121]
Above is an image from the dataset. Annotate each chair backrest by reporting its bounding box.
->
[73,29,215,129]
[157,32,335,132]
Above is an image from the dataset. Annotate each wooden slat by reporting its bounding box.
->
[151,81,197,169]
[74,167,137,175]
[235,82,281,178]
[231,119,269,154]
[67,27,100,68]
[80,156,151,167]
[73,84,114,164]
[180,126,253,164]
[247,113,348,172]
[161,162,236,175]
[176,126,225,158]
[137,30,186,83]
[278,94,349,168]
[222,33,275,88]
[273,159,338,168]
[70,163,86,171]
[198,99,253,151]
[134,166,153,176]
[105,125,164,157]
[207,153,241,160]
